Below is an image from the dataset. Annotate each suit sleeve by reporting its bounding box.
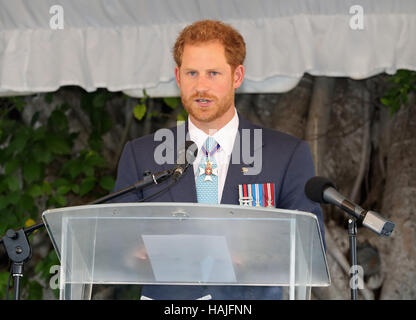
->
[111,141,143,202]
[279,140,326,248]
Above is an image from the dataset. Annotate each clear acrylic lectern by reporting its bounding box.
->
[42,203,330,300]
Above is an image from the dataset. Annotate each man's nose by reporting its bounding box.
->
[195,75,210,92]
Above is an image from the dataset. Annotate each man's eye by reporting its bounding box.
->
[209,71,218,76]
[188,71,197,76]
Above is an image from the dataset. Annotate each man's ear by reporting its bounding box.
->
[174,66,181,88]
[233,65,245,89]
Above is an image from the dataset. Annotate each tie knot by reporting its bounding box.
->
[204,136,217,149]
[202,137,220,157]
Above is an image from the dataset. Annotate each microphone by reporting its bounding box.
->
[91,168,172,204]
[305,176,395,237]
[172,140,198,180]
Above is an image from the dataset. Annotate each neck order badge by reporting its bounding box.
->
[196,137,220,204]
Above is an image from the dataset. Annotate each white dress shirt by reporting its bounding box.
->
[188,109,239,203]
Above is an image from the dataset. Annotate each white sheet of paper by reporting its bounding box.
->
[142,234,236,283]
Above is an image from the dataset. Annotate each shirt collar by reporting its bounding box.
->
[188,108,239,156]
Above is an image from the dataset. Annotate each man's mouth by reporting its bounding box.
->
[194,98,213,106]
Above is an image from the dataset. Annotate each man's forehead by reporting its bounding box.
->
[180,41,230,69]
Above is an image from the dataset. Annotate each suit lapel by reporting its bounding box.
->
[221,115,265,205]
[163,121,197,203]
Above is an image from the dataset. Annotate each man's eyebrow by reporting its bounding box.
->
[182,67,224,71]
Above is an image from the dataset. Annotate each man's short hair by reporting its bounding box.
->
[173,20,246,70]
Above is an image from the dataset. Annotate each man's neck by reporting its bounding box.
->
[189,106,236,135]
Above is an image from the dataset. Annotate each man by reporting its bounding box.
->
[113,20,325,299]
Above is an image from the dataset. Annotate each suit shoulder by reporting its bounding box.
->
[247,121,303,150]
[263,127,301,145]
[240,116,302,148]
[128,124,178,149]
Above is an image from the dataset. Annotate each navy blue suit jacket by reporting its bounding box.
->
[113,115,325,299]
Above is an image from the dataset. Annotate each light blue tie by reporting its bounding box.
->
[196,137,219,204]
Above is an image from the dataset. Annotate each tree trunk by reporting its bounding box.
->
[305,76,335,175]
[379,99,416,299]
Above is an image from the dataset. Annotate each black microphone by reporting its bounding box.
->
[91,168,172,204]
[305,176,395,237]
[172,140,198,180]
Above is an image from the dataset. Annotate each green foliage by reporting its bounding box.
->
[163,97,181,110]
[0,88,184,300]
[133,103,147,121]
[381,69,416,115]
[133,90,149,121]
[0,272,10,298]
[81,90,113,151]
[177,108,188,121]
[0,91,115,299]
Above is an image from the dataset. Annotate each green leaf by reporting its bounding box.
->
[27,281,43,300]
[79,177,96,196]
[380,98,389,106]
[33,127,46,141]
[49,109,68,131]
[8,128,29,154]
[71,184,80,194]
[44,92,54,104]
[6,176,20,191]
[163,97,181,110]
[0,271,10,299]
[0,196,9,210]
[23,162,42,184]
[177,108,189,122]
[56,185,71,196]
[83,165,94,177]
[85,151,107,168]
[4,158,20,174]
[54,195,67,207]
[8,96,26,112]
[46,135,71,155]
[42,181,52,195]
[100,176,115,191]
[88,135,103,151]
[66,159,83,179]
[21,194,35,211]
[27,184,43,198]
[32,143,53,164]
[133,104,147,121]
[163,97,181,109]
[7,191,21,204]
[52,178,70,188]
[92,92,107,109]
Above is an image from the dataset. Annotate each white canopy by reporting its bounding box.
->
[1,0,415,97]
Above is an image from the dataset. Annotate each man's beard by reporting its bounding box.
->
[181,87,234,123]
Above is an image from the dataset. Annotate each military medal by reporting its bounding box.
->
[199,140,220,182]
[238,183,276,207]
[199,159,218,181]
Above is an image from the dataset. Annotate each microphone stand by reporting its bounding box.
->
[0,168,173,300]
[348,218,358,300]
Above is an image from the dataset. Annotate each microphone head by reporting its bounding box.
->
[184,140,198,165]
[305,176,336,203]
[177,140,198,166]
